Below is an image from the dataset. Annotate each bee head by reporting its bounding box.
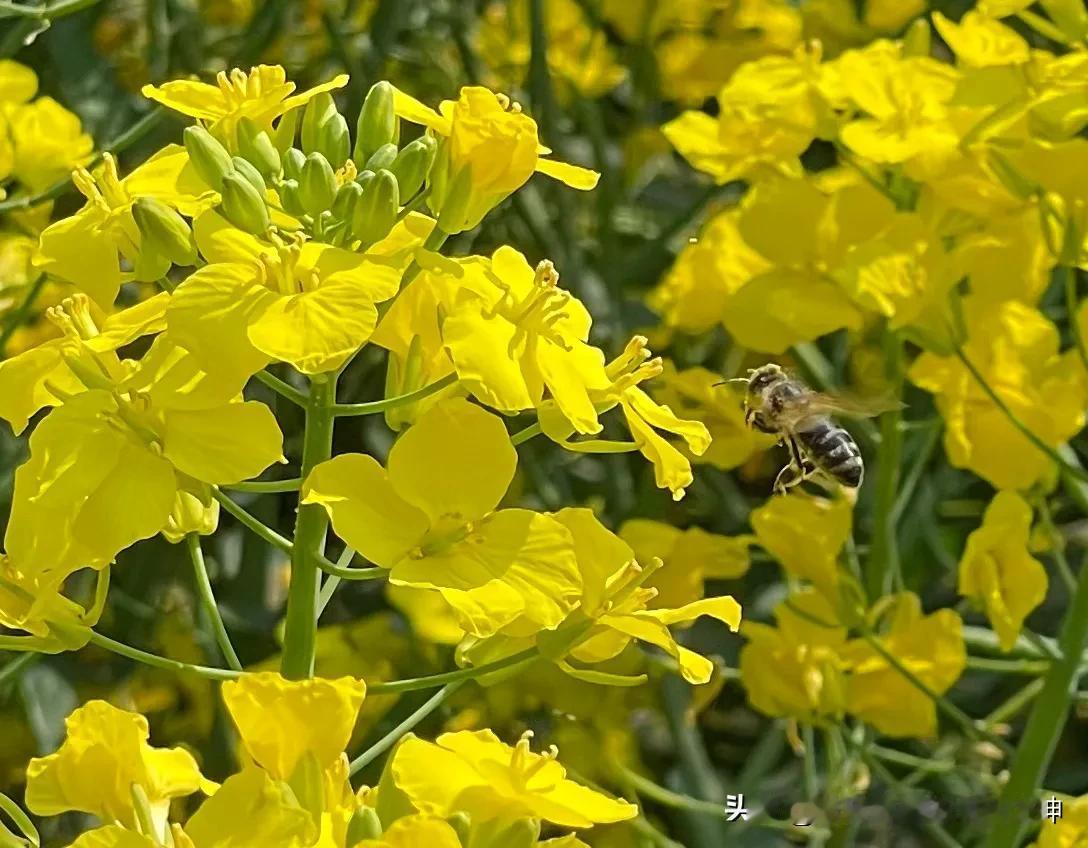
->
[747,363,785,394]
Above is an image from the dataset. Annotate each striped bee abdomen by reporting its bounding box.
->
[797,419,864,488]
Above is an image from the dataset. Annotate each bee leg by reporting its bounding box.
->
[773,461,806,496]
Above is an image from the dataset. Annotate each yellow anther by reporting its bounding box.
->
[46,294,100,340]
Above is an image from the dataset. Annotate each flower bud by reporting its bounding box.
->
[390,134,437,198]
[278,178,306,218]
[902,18,931,57]
[272,108,300,153]
[351,168,399,245]
[435,164,475,234]
[219,172,270,234]
[183,125,234,191]
[353,81,397,166]
[237,116,281,180]
[299,153,338,216]
[230,155,267,196]
[132,196,197,267]
[331,179,363,221]
[363,142,397,173]
[301,92,340,155]
[318,113,351,168]
[282,147,306,181]
[447,812,471,844]
[345,808,382,846]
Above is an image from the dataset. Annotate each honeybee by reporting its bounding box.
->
[721,364,894,497]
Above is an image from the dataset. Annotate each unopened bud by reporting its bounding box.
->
[435,165,474,234]
[183,125,233,191]
[351,168,399,245]
[301,92,340,155]
[132,196,197,266]
[230,155,267,196]
[282,147,306,181]
[318,113,351,167]
[331,180,363,221]
[299,153,337,216]
[345,808,382,846]
[902,18,931,57]
[363,142,397,173]
[237,117,281,179]
[272,108,300,153]
[354,81,397,165]
[279,178,306,218]
[219,172,270,234]
[390,134,436,198]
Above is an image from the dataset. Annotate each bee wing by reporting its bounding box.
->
[803,391,905,420]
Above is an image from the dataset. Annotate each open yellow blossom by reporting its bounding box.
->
[303,398,581,637]
[751,494,852,598]
[222,673,367,780]
[461,509,741,685]
[909,297,1086,490]
[392,729,638,827]
[167,211,409,380]
[0,554,108,653]
[8,96,94,192]
[391,85,598,232]
[843,593,966,738]
[25,701,207,832]
[35,149,210,307]
[141,64,348,138]
[649,363,775,471]
[539,337,711,501]
[740,589,850,725]
[958,492,1048,651]
[662,44,825,184]
[932,11,1030,68]
[618,518,751,609]
[4,331,283,574]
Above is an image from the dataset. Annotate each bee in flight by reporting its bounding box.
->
[720,364,894,497]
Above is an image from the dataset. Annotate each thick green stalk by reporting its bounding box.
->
[281,375,337,680]
[867,331,904,599]
[985,548,1088,847]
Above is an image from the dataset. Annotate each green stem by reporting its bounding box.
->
[864,754,964,848]
[869,744,955,773]
[1063,265,1088,374]
[366,648,537,695]
[281,375,337,680]
[985,549,1088,848]
[0,652,36,688]
[965,656,1051,675]
[223,478,302,494]
[348,681,465,775]
[317,547,354,619]
[331,372,457,416]
[211,488,293,554]
[0,791,37,847]
[867,330,904,598]
[0,274,45,359]
[186,534,243,672]
[254,370,307,407]
[87,631,241,681]
[0,109,164,215]
[511,421,542,446]
[985,677,1046,727]
[616,766,729,819]
[316,557,385,581]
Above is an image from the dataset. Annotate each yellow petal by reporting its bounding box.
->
[391,87,452,134]
[387,398,517,523]
[534,158,600,189]
[160,401,284,484]
[222,673,366,780]
[302,453,429,568]
[183,767,317,848]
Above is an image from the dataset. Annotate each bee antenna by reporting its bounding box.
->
[714,378,750,386]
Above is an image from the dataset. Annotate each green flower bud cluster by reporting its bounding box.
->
[278,82,437,246]
[184,125,271,235]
